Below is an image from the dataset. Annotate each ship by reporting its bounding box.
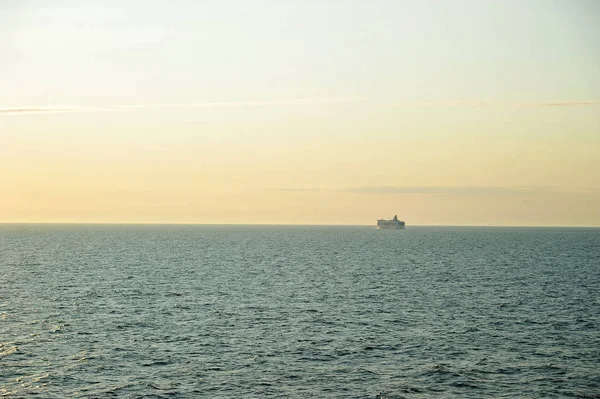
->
[377,215,405,229]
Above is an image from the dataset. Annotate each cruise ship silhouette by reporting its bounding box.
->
[377,215,405,229]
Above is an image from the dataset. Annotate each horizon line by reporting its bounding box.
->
[1,221,598,228]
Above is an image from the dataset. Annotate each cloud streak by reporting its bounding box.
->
[399,100,600,108]
[268,185,575,196]
[0,106,103,114]
[346,185,557,196]
[519,100,600,108]
[0,97,365,115]
[402,100,492,107]
[2,98,599,115]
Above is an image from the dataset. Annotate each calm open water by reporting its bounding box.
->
[1,225,599,398]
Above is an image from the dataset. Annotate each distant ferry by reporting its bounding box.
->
[377,215,405,229]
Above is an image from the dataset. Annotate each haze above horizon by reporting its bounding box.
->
[1,1,599,226]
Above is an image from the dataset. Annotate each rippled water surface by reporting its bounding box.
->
[1,225,599,398]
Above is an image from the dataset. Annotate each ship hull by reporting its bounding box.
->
[377,221,405,229]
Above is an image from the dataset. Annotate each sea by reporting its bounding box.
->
[1,224,599,398]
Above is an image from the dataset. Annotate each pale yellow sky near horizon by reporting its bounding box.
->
[1,1,599,226]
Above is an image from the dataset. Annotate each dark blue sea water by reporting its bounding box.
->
[1,225,599,398]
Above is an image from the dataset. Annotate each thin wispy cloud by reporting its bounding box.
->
[268,188,324,192]
[3,98,599,115]
[346,185,556,196]
[268,186,600,196]
[0,97,365,115]
[519,100,600,108]
[0,106,104,114]
[398,100,600,108]
[267,186,567,196]
[402,100,492,107]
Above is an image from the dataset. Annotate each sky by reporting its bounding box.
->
[1,0,599,226]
